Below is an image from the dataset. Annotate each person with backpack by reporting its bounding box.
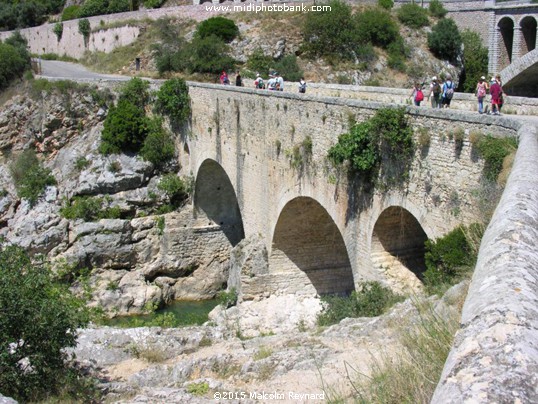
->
[410,83,424,106]
[220,71,230,85]
[428,76,441,109]
[441,74,455,108]
[475,76,488,114]
[298,78,306,94]
[254,73,265,89]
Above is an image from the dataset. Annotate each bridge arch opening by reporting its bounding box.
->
[269,197,354,296]
[520,16,537,56]
[370,207,427,290]
[498,17,515,69]
[194,159,245,246]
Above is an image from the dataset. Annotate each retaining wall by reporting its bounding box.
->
[432,122,538,403]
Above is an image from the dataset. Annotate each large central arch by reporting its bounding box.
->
[269,197,354,296]
[194,159,245,246]
[370,206,428,292]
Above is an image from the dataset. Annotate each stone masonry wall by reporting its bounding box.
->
[432,123,538,403]
[186,83,518,295]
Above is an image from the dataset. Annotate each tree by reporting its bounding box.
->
[302,0,358,60]
[154,78,191,126]
[100,99,149,154]
[119,77,151,110]
[459,30,489,93]
[428,18,462,63]
[0,245,89,401]
[195,16,239,43]
[355,8,401,49]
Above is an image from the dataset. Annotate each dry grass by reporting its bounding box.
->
[497,149,516,186]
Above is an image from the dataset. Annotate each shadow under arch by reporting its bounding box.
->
[269,196,354,296]
[371,206,428,282]
[194,159,245,246]
[520,16,537,56]
[498,17,515,69]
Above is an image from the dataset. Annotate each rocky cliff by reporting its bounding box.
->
[0,82,230,316]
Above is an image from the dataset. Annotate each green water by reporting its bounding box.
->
[103,299,219,328]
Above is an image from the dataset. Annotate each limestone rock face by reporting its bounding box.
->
[0,85,231,317]
[0,393,18,404]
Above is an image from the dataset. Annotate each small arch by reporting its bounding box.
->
[498,17,515,69]
[269,197,354,296]
[520,16,537,56]
[371,206,428,290]
[194,159,245,246]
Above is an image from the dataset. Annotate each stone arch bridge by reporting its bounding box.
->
[182,83,517,300]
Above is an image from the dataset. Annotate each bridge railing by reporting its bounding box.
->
[432,122,538,403]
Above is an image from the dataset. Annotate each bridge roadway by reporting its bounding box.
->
[36,61,538,403]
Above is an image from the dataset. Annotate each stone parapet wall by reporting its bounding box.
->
[243,81,538,115]
[432,123,538,403]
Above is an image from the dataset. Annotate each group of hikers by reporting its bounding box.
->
[411,74,506,115]
[219,70,307,93]
[220,70,506,114]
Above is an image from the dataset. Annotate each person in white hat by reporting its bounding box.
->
[475,76,488,114]
[428,76,442,109]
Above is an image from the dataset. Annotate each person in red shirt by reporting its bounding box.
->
[489,77,502,115]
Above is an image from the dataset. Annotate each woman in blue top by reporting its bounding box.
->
[441,74,455,108]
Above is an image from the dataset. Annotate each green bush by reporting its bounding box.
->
[0,244,90,401]
[61,4,80,21]
[429,0,447,18]
[423,225,482,292]
[273,55,304,82]
[140,118,175,167]
[302,0,358,60]
[154,78,190,125]
[10,149,56,206]
[195,16,239,43]
[100,99,148,154]
[119,77,151,110]
[317,282,404,326]
[476,135,517,182]
[459,30,489,93]
[144,0,165,8]
[428,18,462,63]
[328,107,413,185]
[60,196,121,221]
[179,35,236,75]
[107,0,131,14]
[53,22,63,42]
[217,287,238,309]
[0,40,30,90]
[378,0,393,10]
[78,0,108,18]
[157,174,188,207]
[78,18,91,46]
[246,48,273,76]
[355,8,401,49]
[387,39,407,71]
[397,3,430,29]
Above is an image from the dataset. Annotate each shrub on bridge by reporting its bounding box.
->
[195,16,239,43]
[0,244,92,401]
[317,282,404,326]
[397,3,430,29]
[328,107,414,186]
[475,135,517,183]
[428,18,462,63]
